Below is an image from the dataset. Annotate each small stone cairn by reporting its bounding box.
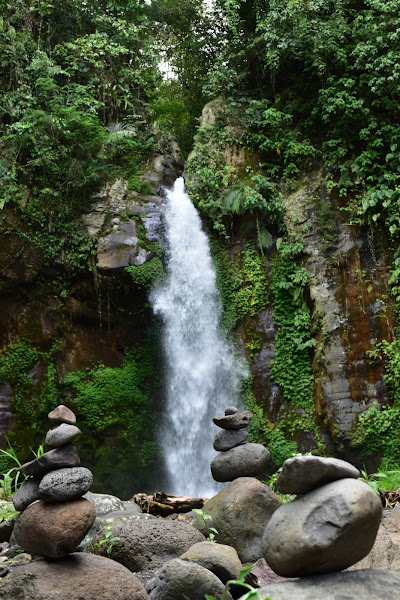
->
[262,455,382,576]
[210,406,271,482]
[12,405,96,559]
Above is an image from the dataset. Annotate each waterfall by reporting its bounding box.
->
[151,177,245,497]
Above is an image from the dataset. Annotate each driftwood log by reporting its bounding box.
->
[132,492,207,517]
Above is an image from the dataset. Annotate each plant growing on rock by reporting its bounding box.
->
[192,508,218,542]
[0,440,45,500]
[205,565,271,600]
[359,468,400,507]
[93,524,121,558]
[0,502,19,523]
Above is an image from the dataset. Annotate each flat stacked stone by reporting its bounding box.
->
[13,405,95,559]
[262,455,381,576]
[211,407,271,482]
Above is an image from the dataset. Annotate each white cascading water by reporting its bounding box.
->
[151,177,245,497]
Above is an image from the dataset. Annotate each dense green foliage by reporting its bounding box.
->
[352,336,400,468]
[184,0,400,467]
[63,343,160,495]
[0,339,60,454]
[0,0,160,268]
[270,238,315,411]
[125,257,164,289]
[3,0,400,481]
[0,333,160,496]
[211,240,269,331]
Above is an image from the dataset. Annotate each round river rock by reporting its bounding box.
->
[88,517,205,572]
[211,443,270,482]
[263,478,382,577]
[193,477,281,563]
[13,498,96,559]
[276,455,360,495]
[48,405,76,425]
[45,423,81,449]
[39,466,93,502]
[213,428,249,452]
[213,410,253,430]
[13,477,41,512]
[146,558,232,600]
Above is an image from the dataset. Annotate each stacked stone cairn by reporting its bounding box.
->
[12,405,96,559]
[210,406,271,482]
[262,455,382,576]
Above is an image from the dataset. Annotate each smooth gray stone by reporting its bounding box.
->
[276,455,361,495]
[213,429,249,451]
[224,406,239,415]
[250,569,400,600]
[45,423,81,449]
[83,492,125,516]
[213,410,253,430]
[86,518,205,572]
[39,467,93,502]
[263,478,382,577]
[121,501,142,515]
[146,558,233,600]
[211,443,270,482]
[48,405,76,425]
[13,477,41,511]
[180,541,241,584]
[192,477,281,563]
[19,444,80,476]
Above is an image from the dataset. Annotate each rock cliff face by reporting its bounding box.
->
[187,98,396,466]
[0,100,396,488]
[282,172,394,454]
[0,154,183,495]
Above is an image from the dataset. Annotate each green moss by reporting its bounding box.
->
[0,340,58,453]
[63,340,161,496]
[270,238,316,412]
[352,402,400,469]
[317,197,338,252]
[125,257,164,289]
[211,239,269,331]
[0,341,40,414]
[351,335,400,469]
[242,379,297,465]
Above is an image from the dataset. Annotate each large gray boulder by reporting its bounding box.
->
[39,467,93,502]
[211,444,271,482]
[14,498,95,559]
[276,455,360,495]
[0,553,150,600]
[180,540,242,584]
[88,518,205,572]
[192,477,281,562]
[247,568,400,600]
[263,478,382,577]
[146,558,232,600]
